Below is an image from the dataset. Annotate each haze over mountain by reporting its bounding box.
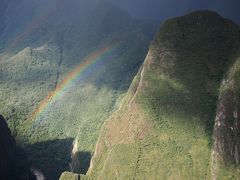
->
[0,0,239,180]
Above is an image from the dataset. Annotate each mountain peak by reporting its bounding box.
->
[87,11,240,179]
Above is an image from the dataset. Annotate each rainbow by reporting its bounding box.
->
[30,42,118,121]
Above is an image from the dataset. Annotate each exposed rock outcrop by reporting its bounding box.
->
[214,75,240,164]
[212,54,240,178]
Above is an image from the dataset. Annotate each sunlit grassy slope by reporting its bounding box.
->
[86,11,240,179]
[0,1,157,179]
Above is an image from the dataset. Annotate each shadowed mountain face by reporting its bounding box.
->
[0,1,157,179]
[0,115,35,180]
[86,11,240,179]
[0,115,16,180]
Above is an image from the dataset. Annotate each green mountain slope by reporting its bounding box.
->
[85,11,240,179]
[0,1,157,179]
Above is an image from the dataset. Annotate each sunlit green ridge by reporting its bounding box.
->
[84,10,240,180]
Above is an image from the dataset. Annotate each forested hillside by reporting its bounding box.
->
[0,1,157,179]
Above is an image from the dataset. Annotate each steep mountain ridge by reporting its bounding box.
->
[84,10,240,179]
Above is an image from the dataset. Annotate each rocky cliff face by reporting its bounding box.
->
[214,62,240,165]
[212,53,240,178]
[85,11,240,179]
